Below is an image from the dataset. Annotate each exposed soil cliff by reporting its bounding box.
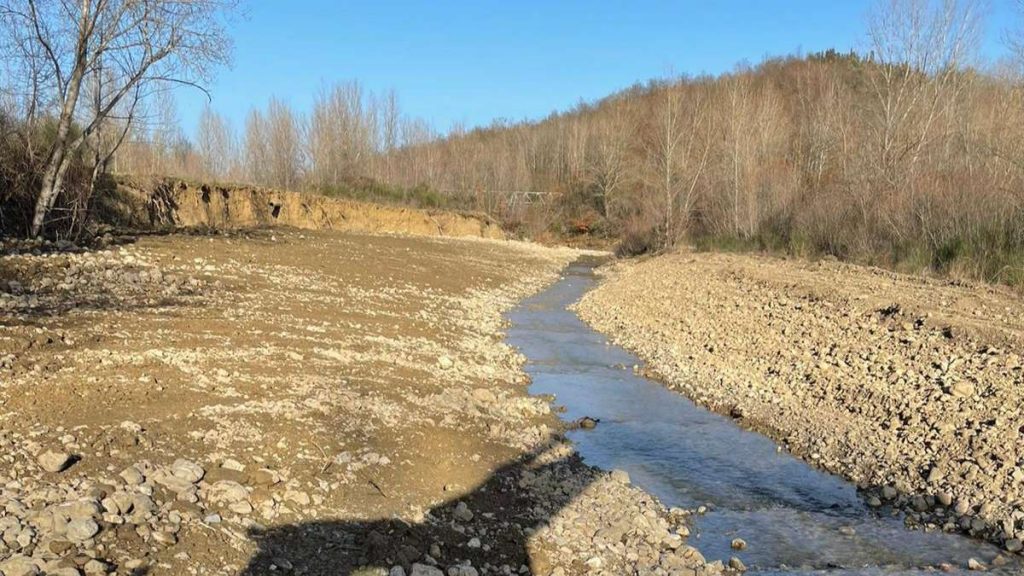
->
[98,178,504,239]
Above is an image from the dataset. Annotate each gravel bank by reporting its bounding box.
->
[575,251,1024,556]
[0,231,719,576]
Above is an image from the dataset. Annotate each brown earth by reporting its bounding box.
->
[97,178,504,240]
[575,250,1024,556]
[0,230,717,576]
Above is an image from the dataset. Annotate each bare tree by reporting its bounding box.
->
[1006,0,1024,71]
[196,103,237,180]
[586,98,634,218]
[642,82,712,246]
[0,0,237,236]
[865,0,982,238]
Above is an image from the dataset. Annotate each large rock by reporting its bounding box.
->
[66,518,100,542]
[208,480,249,504]
[171,459,205,483]
[37,450,74,473]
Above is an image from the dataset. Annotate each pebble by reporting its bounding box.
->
[410,564,444,576]
[610,469,631,485]
[728,557,747,572]
[731,538,747,551]
[119,466,144,485]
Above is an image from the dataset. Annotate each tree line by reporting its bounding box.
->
[4,0,1024,286]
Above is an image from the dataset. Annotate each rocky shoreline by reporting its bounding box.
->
[574,251,1024,564]
[0,231,724,576]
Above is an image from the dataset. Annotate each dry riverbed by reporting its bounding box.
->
[575,250,1024,563]
[0,231,719,576]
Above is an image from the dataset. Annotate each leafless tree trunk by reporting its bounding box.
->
[0,0,237,237]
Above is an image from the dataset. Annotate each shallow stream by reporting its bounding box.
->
[506,259,1017,575]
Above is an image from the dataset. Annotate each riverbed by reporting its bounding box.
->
[507,259,1016,575]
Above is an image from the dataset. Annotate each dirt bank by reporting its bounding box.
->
[0,231,718,576]
[575,251,1024,556]
[97,178,504,239]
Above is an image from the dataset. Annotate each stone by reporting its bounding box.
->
[222,458,246,472]
[967,558,986,571]
[66,499,100,520]
[0,555,41,576]
[731,538,747,551]
[152,531,178,546]
[171,459,205,483]
[153,472,195,493]
[881,486,898,500]
[1005,538,1023,553]
[119,466,144,485]
[284,490,310,506]
[950,382,976,398]
[38,450,74,473]
[471,388,496,405]
[728,557,747,572]
[410,564,444,576]
[438,356,454,370]
[466,537,481,548]
[610,469,630,485]
[250,468,281,486]
[82,559,110,574]
[452,502,473,523]
[66,519,100,542]
[679,545,704,561]
[130,494,157,519]
[209,480,249,503]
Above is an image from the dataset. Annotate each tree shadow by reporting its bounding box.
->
[240,441,599,576]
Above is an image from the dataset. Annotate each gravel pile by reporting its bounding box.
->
[576,251,1024,555]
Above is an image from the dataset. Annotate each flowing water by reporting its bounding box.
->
[506,259,1018,575]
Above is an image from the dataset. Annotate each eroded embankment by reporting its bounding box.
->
[0,231,717,576]
[574,251,1024,557]
[97,177,504,239]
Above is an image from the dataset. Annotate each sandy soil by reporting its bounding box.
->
[0,231,715,576]
[575,250,1024,557]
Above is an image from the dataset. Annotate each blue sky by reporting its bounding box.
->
[176,0,1018,139]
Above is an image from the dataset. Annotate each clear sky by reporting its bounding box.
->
[176,0,1018,139]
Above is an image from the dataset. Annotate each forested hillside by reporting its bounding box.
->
[5,0,1024,285]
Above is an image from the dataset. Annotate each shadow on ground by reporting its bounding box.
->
[240,442,595,576]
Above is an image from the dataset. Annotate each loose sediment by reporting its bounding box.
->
[0,231,719,575]
[574,250,1024,557]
